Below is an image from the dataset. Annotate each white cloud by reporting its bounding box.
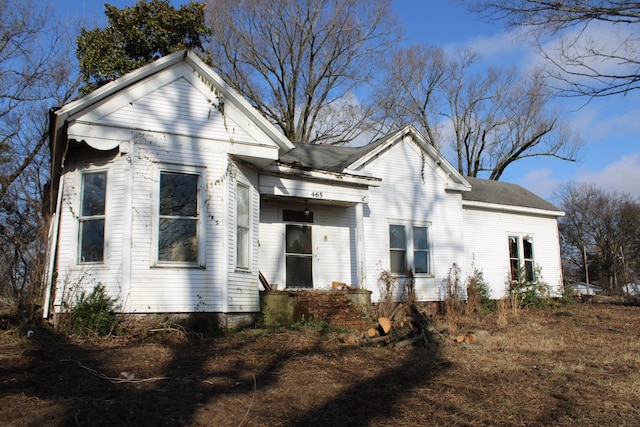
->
[518,168,559,199]
[443,28,536,67]
[576,153,640,199]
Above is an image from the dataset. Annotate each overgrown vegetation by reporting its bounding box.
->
[443,263,464,333]
[465,266,494,314]
[288,315,333,332]
[508,266,552,309]
[377,269,398,318]
[69,284,119,338]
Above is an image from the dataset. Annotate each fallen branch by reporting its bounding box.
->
[395,335,424,348]
[62,359,169,384]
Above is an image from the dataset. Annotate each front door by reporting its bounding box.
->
[285,223,313,288]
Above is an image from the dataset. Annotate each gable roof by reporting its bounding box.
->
[463,176,563,215]
[48,51,295,214]
[279,126,471,191]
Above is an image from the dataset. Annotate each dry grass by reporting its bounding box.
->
[1,303,639,426]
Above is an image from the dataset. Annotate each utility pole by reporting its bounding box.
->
[620,246,630,294]
[583,246,590,296]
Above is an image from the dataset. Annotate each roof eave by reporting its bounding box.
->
[264,163,381,187]
[462,200,565,217]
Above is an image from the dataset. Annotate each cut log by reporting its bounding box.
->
[466,330,489,345]
[367,327,380,338]
[389,303,405,321]
[378,317,392,335]
[367,335,391,344]
[331,281,346,289]
[456,335,466,343]
[340,333,358,345]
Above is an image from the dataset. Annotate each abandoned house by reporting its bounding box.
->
[43,51,564,326]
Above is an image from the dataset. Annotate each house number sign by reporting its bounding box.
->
[310,191,323,198]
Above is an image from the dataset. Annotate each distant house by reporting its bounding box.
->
[43,51,564,326]
[570,283,604,296]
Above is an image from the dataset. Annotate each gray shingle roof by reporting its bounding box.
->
[278,139,389,172]
[463,176,561,212]
[279,140,560,214]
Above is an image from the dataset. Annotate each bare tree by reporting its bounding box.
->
[377,45,581,179]
[466,0,640,98]
[204,0,401,144]
[555,182,640,292]
[0,0,81,305]
[376,44,448,149]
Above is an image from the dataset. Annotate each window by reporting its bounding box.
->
[413,226,430,274]
[389,223,431,275]
[158,171,200,264]
[389,225,406,274]
[236,182,250,270]
[509,235,535,282]
[78,171,106,263]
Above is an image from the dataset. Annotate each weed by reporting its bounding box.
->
[288,315,331,331]
[377,269,397,318]
[466,267,495,315]
[443,263,464,334]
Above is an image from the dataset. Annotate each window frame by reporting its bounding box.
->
[77,170,108,265]
[508,234,535,283]
[152,166,206,268]
[235,181,251,271]
[388,221,432,277]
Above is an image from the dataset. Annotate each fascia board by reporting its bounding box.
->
[462,200,565,217]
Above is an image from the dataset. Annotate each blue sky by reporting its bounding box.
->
[57,0,640,200]
[394,1,640,200]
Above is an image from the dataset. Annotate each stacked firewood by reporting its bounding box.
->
[338,302,491,349]
[338,303,435,348]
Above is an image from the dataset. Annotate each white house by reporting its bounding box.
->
[43,51,564,325]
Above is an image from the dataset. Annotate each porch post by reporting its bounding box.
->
[355,202,366,289]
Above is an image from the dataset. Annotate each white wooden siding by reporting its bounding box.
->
[226,162,260,313]
[54,146,123,311]
[358,137,466,302]
[463,206,563,299]
[54,62,281,314]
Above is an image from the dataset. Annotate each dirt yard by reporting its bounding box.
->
[1,303,639,426]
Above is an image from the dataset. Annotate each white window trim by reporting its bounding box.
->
[508,233,535,282]
[388,220,433,277]
[151,165,206,268]
[234,180,252,272]
[76,168,109,266]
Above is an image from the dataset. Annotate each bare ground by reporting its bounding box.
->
[1,303,640,426]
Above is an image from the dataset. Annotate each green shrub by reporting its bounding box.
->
[509,266,551,309]
[71,284,118,337]
[467,268,496,314]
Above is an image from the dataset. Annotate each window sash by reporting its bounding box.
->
[158,171,199,264]
[389,224,430,275]
[413,226,430,274]
[509,235,535,282]
[78,171,106,263]
[389,225,406,274]
[236,183,250,270]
